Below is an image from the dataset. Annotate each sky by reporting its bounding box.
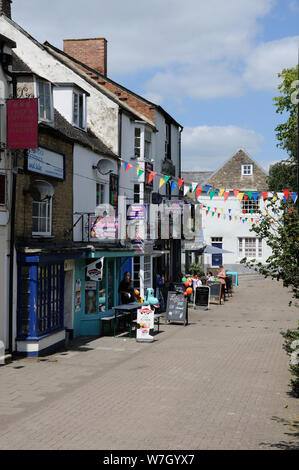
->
[11,0,299,172]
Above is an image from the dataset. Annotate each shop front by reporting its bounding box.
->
[73,248,135,338]
[16,249,84,356]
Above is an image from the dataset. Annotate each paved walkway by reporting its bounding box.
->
[0,276,298,450]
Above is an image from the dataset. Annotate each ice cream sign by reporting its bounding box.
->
[86,258,104,281]
[136,306,154,342]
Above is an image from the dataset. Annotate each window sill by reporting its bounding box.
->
[31,235,55,239]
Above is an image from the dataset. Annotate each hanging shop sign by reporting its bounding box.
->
[136,306,154,342]
[26,146,65,180]
[7,98,38,149]
[165,200,184,213]
[86,258,104,281]
[90,216,118,239]
[127,204,147,221]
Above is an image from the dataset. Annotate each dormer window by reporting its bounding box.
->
[73,90,86,129]
[37,80,53,122]
[242,164,253,176]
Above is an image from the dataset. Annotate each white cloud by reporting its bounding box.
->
[243,36,299,90]
[182,125,264,170]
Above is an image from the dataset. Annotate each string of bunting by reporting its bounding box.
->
[120,159,298,203]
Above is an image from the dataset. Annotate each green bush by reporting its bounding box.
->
[188,263,205,277]
[281,322,299,397]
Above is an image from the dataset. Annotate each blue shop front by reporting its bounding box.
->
[73,248,135,338]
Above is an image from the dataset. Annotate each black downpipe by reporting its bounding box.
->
[8,73,17,355]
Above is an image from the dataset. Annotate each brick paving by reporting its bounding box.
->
[0,276,298,450]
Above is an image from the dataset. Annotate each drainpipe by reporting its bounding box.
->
[8,72,17,355]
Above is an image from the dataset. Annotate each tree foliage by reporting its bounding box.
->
[273,65,298,160]
[240,197,299,306]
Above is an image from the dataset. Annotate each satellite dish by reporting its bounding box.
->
[94,159,115,175]
[28,180,55,201]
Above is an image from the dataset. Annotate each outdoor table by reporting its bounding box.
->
[113,302,141,337]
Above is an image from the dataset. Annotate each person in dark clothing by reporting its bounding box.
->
[118,271,134,304]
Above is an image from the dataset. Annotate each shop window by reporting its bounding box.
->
[37,80,53,122]
[32,199,52,236]
[144,129,152,160]
[17,263,64,338]
[165,122,171,159]
[134,184,140,203]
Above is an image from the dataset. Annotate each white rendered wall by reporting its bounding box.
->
[0,16,119,153]
[53,87,73,124]
[198,195,272,271]
[73,144,118,241]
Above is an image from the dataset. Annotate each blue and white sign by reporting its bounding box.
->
[27,147,65,180]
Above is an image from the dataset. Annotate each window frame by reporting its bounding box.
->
[165,122,171,159]
[241,164,253,176]
[36,79,54,123]
[72,90,86,130]
[238,237,262,259]
[32,198,52,237]
[241,198,259,214]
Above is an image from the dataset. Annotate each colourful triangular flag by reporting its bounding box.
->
[124,162,133,172]
[148,171,157,184]
[196,186,202,199]
[209,190,215,200]
[224,191,230,201]
[219,188,225,198]
[171,181,178,192]
[178,178,184,189]
[137,167,144,178]
[283,189,290,200]
[262,192,268,200]
[234,189,239,198]
[238,192,244,202]
[252,192,259,201]
[205,185,212,193]
[291,192,298,203]
[192,182,198,193]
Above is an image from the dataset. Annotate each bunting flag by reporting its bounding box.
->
[171,181,178,192]
[244,194,248,201]
[219,188,225,198]
[148,171,157,184]
[291,193,298,203]
[262,192,268,200]
[209,190,216,200]
[238,192,244,202]
[196,186,202,199]
[184,185,190,196]
[192,182,198,193]
[205,185,212,193]
[247,191,253,200]
[124,162,133,172]
[217,213,220,218]
[221,208,224,213]
[178,178,184,189]
[283,189,290,200]
[159,175,171,188]
[215,188,219,195]
[252,192,259,201]
[224,191,230,201]
[137,167,144,178]
[234,189,239,198]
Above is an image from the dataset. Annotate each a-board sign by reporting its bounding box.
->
[173,283,185,294]
[136,306,154,342]
[194,286,210,308]
[166,291,188,325]
[207,282,222,304]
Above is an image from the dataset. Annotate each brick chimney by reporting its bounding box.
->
[63,38,107,76]
[0,0,12,18]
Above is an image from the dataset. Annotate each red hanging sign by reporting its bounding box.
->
[7,98,38,149]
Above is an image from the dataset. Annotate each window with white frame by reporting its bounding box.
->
[73,91,86,129]
[144,129,152,160]
[96,183,105,206]
[241,164,253,176]
[238,237,262,258]
[134,127,141,158]
[241,198,259,214]
[37,80,53,122]
[165,122,171,159]
[32,199,52,236]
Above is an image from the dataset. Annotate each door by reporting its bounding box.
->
[211,237,223,266]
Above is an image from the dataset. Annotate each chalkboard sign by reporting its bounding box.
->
[166,291,188,325]
[207,282,222,304]
[173,283,185,294]
[194,286,210,308]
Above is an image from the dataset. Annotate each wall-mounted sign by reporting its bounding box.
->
[165,200,184,213]
[90,216,118,239]
[26,147,65,180]
[86,258,104,281]
[127,204,147,221]
[7,98,38,149]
